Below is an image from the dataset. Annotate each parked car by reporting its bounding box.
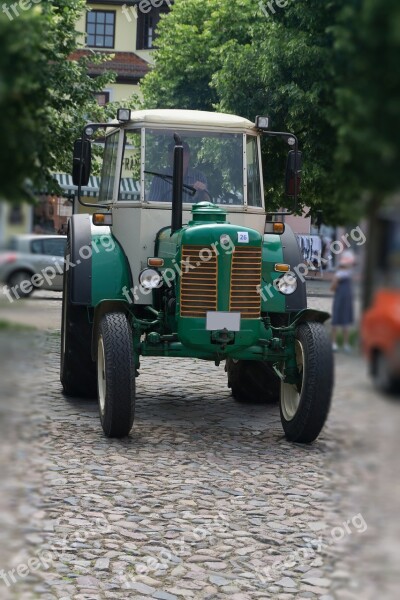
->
[362,290,400,394]
[0,234,67,297]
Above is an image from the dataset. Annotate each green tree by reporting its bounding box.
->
[142,0,217,110]
[332,0,400,306]
[143,0,345,217]
[143,0,400,227]
[0,0,114,200]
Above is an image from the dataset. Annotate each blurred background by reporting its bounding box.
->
[0,1,400,599]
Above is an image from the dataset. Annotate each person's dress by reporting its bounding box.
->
[332,270,354,326]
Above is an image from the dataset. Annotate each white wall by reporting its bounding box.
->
[284,208,311,235]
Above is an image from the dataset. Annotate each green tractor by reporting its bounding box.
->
[61,109,333,442]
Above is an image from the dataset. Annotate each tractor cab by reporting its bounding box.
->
[92,110,268,305]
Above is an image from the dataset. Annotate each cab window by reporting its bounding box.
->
[98,130,119,203]
[247,136,263,207]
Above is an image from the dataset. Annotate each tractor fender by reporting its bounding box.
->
[68,214,92,305]
[280,224,307,312]
[290,309,331,327]
[262,224,307,314]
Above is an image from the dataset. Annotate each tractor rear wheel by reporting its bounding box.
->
[226,358,280,403]
[97,312,136,438]
[280,322,333,443]
[60,239,97,398]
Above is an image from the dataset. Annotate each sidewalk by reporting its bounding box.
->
[307,275,361,298]
[306,277,334,297]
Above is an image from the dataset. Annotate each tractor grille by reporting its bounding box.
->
[229,246,262,318]
[180,245,218,317]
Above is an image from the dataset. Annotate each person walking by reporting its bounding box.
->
[331,251,355,352]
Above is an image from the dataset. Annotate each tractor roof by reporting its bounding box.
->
[122,109,258,134]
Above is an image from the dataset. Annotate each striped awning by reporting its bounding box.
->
[54,173,100,198]
[120,177,141,201]
[53,174,141,201]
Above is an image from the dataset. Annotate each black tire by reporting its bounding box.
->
[7,270,34,298]
[97,312,135,438]
[372,351,400,395]
[60,239,97,398]
[226,358,280,403]
[280,322,333,444]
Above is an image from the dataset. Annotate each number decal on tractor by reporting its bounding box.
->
[238,232,249,243]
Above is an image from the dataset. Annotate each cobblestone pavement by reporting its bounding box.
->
[0,297,399,600]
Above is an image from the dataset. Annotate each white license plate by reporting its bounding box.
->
[206,311,241,332]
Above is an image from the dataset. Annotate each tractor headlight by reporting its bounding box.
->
[275,274,298,295]
[139,269,162,290]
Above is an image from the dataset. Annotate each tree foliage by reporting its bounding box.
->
[142,0,400,223]
[0,0,116,200]
[333,0,400,202]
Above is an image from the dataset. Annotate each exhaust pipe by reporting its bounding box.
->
[171,133,183,234]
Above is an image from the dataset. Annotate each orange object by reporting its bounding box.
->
[273,222,285,234]
[361,290,400,391]
[93,213,112,226]
[148,258,165,267]
[274,263,290,272]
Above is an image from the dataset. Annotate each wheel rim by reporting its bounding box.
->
[281,339,305,421]
[97,336,106,416]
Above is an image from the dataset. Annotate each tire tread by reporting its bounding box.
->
[280,322,334,443]
[99,312,135,438]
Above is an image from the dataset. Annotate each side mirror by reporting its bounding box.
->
[72,138,91,187]
[285,150,302,198]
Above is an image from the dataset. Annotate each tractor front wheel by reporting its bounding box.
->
[280,322,333,444]
[97,312,136,438]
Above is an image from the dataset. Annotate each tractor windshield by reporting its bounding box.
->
[119,128,263,207]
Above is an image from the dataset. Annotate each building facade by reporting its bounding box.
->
[72,0,171,104]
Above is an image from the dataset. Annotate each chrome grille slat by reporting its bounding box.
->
[230,247,262,318]
[180,245,218,317]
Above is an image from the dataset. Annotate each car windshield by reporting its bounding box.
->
[119,129,263,207]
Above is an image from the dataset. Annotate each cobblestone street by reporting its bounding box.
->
[0,291,398,600]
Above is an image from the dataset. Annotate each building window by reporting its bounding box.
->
[8,205,24,225]
[95,91,110,106]
[137,6,168,50]
[86,11,115,49]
